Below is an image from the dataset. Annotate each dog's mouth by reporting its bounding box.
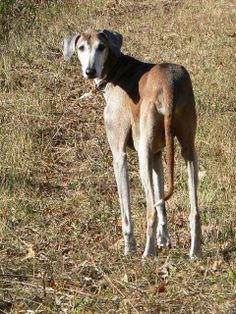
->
[86,74,97,79]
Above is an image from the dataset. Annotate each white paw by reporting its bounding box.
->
[157,236,172,249]
[124,236,136,255]
[157,227,171,248]
[142,250,156,258]
[189,248,202,259]
[142,243,156,258]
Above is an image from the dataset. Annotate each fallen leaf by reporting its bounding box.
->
[212,260,222,271]
[116,219,122,227]
[94,234,103,242]
[48,278,57,288]
[21,244,35,261]
[156,280,168,293]
[122,273,129,283]
[79,92,93,100]
[77,260,90,267]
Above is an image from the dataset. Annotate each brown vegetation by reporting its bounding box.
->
[0,0,235,313]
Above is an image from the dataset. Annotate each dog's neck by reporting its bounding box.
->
[95,52,124,90]
[95,52,142,90]
[95,52,154,92]
[95,52,155,104]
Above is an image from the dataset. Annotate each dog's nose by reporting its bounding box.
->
[85,68,96,78]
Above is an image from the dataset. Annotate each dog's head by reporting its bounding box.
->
[63,29,123,79]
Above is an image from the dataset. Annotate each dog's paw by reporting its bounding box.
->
[124,236,136,255]
[157,227,171,248]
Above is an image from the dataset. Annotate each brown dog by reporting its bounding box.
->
[63,29,202,258]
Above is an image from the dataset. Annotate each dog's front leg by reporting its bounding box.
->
[112,152,136,255]
[104,101,136,255]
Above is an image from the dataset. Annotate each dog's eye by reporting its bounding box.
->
[97,44,105,52]
[78,45,85,52]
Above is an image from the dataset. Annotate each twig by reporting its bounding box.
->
[86,255,140,314]
[0,279,48,291]
[0,273,72,281]
[0,278,93,297]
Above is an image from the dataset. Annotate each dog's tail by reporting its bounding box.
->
[155,79,174,207]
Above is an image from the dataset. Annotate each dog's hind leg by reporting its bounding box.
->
[175,106,202,258]
[138,139,157,257]
[184,147,202,258]
[153,151,171,249]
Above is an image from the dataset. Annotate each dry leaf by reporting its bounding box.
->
[21,244,35,261]
[156,280,168,293]
[48,278,57,288]
[122,273,129,283]
[212,260,222,271]
[77,260,90,267]
[79,92,93,100]
[116,219,122,227]
[94,234,103,242]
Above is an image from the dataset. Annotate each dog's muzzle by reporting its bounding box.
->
[85,68,96,79]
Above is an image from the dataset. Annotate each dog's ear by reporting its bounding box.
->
[63,33,81,61]
[99,30,123,57]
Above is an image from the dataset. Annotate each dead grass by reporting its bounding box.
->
[0,0,235,313]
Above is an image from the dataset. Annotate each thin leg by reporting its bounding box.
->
[175,105,202,258]
[185,149,202,258]
[153,152,171,248]
[104,101,136,255]
[138,144,157,257]
[113,152,136,255]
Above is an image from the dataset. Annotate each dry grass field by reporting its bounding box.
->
[0,0,235,313]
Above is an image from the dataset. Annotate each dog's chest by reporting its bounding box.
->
[102,83,165,153]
